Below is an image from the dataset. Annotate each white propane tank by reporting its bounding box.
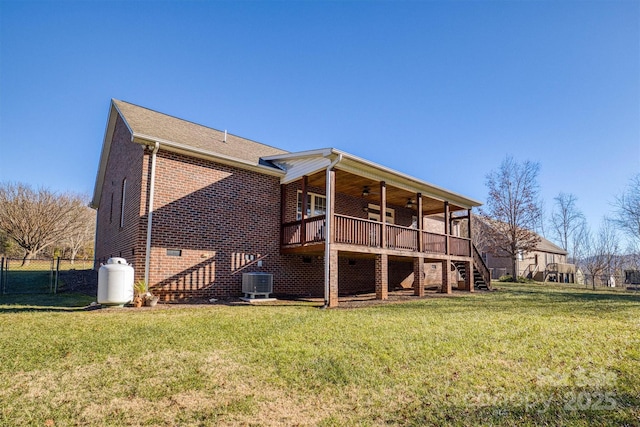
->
[97,257,134,306]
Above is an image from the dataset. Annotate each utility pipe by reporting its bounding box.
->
[323,153,342,308]
[144,141,160,290]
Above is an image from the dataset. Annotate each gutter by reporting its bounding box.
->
[144,141,160,290]
[132,134,285,177]
[323,153,342,309]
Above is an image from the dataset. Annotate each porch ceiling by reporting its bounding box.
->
[306,169,467,214]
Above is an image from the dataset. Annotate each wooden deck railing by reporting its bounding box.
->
[282,220,302,246]
[281,215,326,246]
[305,215,326,244]
[334,214,381,246]
[282,214,477,259]
[449,236,471,257]
[422,231,446,254]
[546,262,576,274]
[472,244,491,287]
[386,224,418,251]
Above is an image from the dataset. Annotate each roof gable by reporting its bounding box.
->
[112,100,287,164]
[264,149,483,209]
[535,236,567,255]
[475,216,568,255]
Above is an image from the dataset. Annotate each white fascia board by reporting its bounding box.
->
[335,150,482,208]
[90,102,122,209]
[265,146,481,208]
[261,148,334,162]
[111,99,134,138]
[132,134,285,177]
[277,157,333,184]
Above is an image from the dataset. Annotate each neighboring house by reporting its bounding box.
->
[474,217,576,283]
[91,100,488,306]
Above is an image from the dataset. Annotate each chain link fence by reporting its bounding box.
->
[1,257,97,295]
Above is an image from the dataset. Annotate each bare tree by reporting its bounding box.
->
[613,173,640,246]
[0,182,87,265]
[581,220,620,289]
[550,193,586,263]
[481,156,543,279]
[63,204,95,264]
[570,219,589,268]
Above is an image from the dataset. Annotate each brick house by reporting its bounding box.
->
[91,100,489,306]
[473,216,576,283]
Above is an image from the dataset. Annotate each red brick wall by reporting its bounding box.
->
[338,257,375,295]
[94,115,146,277]
[146,151,280,299]
[389,260,414,289]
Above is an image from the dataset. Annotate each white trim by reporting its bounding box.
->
[367,203,395,224]
[144,142,160,289]
[91,103,121,209]
[265,148,482,209]
[111,98,134,137]
[132,134,285,177]
[262,148,333,161]
[119,178,127,228]
[297,190,327,220]
[324,154,342,308]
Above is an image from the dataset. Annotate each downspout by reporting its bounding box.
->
[144,141,160,291]
[323,153,342,308]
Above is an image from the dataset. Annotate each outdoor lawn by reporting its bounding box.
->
[0,284,638,426]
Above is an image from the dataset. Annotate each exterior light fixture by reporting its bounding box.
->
[406,198,414,208]
[362,186,370,197]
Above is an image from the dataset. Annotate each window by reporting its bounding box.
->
[545,253,555,265]
[119,178,127,228]
[517,251,524,261]
[297,191,326,220]
[109,192,114,224]
[367,204,395,224]
[167,249,182,257]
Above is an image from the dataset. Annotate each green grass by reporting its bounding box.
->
[0,284,638,426]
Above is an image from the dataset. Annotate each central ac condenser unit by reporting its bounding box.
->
[242,273,273,299]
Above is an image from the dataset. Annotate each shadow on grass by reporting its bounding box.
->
[390,391,640,427]
[0,292,95,313]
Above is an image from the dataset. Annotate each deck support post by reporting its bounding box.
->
[416,193,423,252]
[440,258,452,294]
[467,208,473,257]
[328,248,339,307]
[375,253,388,300]
[380,181,387,249]
[444,201,450,255]
[324,161,339,307]
[462,260,474,292]
[413,256,425,297]
[300,176,308,245]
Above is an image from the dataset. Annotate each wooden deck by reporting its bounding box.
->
[281,214,472,258]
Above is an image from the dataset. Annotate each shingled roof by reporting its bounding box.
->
[535,236,567,255]
[113,99,288,164]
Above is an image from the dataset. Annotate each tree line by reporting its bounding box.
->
[0,182,95,265]
[481,156,640,286]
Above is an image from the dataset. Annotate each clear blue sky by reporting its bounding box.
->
[1,0,638,243]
